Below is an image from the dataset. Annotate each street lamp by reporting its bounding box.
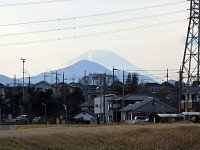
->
[63,104,67,124]
[112,67,125,122]
[112,66,118,122]
[20,58,26,104]
[42,103,46,124]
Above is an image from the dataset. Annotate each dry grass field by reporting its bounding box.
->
[0,123,199,150]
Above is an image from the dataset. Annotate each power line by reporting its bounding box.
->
[73,19,186,38]
[0,1,186,27]
[73,1,187,18]
[0,10,186,37]
[0,0,70,7]
[0,19,186,47]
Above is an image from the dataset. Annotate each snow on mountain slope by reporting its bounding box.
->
[65,50,138,70]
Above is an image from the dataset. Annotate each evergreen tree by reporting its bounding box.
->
[125,73,139,94]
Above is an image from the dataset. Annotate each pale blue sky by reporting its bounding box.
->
[0,0,188,81]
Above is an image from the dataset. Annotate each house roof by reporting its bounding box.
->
[123,94,151,101]
[184,86,200,94]
[0,83,5,87]
[80,99,94,107]
[110,94,152,101]
[120,98,177,113]
[73,109,97,117]
[34,81,52,87]
[145,83,161,87]
[69,82,84,89]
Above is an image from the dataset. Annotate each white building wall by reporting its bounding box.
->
[94,96,109,123]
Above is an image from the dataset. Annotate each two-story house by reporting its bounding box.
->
[181,86,200,112]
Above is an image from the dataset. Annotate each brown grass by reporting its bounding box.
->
[0,123,199,150]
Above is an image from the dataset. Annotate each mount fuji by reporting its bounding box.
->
[0,50,155,85]
[64,50,138,70]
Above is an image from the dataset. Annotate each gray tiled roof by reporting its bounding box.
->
[120,98,153,111]
[120,98,177,112]
[80,99,94,107]
[111,94,152,101]
[185,86,200,94]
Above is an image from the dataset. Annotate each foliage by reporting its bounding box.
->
[125,73,139,94]
[78,73,119,86]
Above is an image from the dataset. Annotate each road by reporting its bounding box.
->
[0,125,119,138]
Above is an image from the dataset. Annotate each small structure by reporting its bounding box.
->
[73,110,97,123]
[120,97,177,121]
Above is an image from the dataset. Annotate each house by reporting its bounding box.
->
[80,99,94,111]
[73,109,97,122]
[94,94,116,123]
[34,81,53,92]
[107,94,153,122]
[145,83,163,93]
[181,86,200,112]
[69,82,102,101]
[0,83,5,99]
[120,97,177,121]
[94,94,154,123]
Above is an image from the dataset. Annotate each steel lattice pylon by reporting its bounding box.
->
[182,0,200,85]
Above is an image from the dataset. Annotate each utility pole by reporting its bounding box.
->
[56,70,58,85]
[122,70,125,96]
[182,0,200,85]
[21,58,26,105]
[63,72,65,83]
[167,69,171,122]
[103,71,106,124]
[28,74,31,87]
[122,70,125,121]
[112,66,118,122]
[14,74,16,87]
[112,66,115,85]
[44,72,50,82]
[179,66,183,114]
[52,71,60,95]
[44,72,46,82]
[84,70,88,101]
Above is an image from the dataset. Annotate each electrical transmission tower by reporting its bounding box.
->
[182,0,200,85]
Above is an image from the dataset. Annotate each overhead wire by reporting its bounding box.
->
[0,19,186,47]
[0,0,70,7]
[0,1,187,27]
[0,10,187,37]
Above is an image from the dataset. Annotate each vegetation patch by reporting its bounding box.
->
[0,123,199,150]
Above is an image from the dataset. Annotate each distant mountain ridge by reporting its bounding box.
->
[64,50,139,70]
[0,75,13,86]
[29,59,112,84]
[0,50,156,85]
